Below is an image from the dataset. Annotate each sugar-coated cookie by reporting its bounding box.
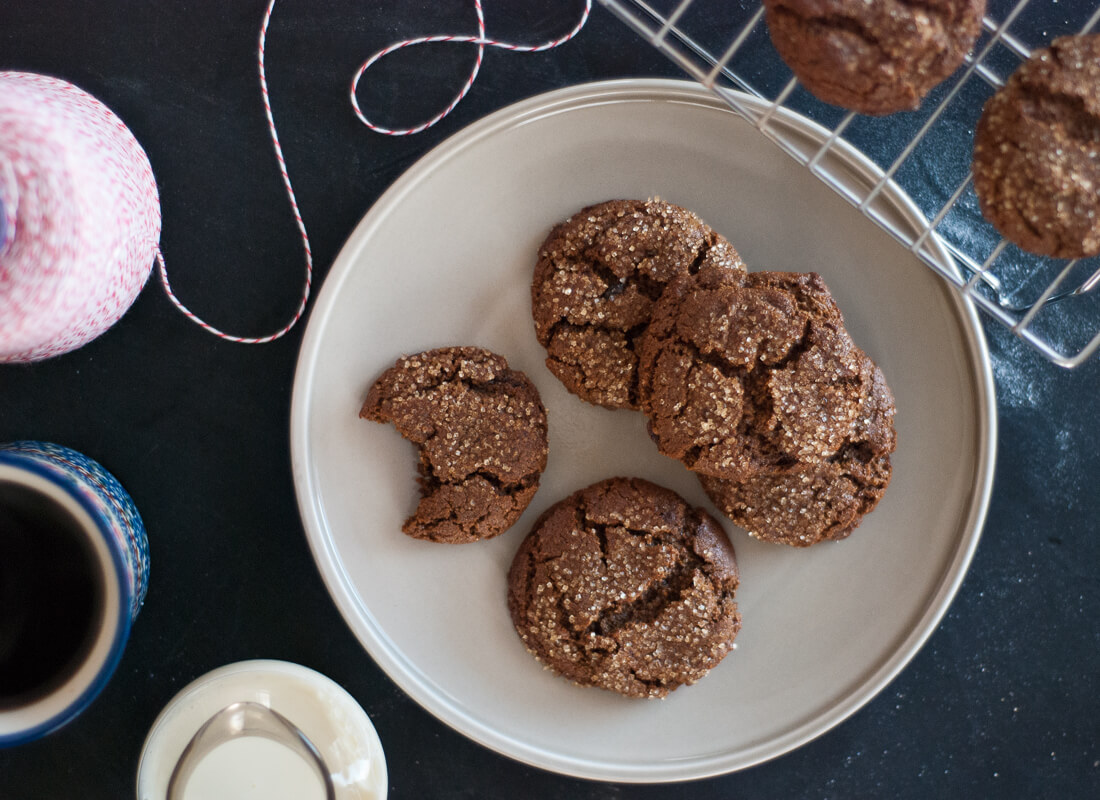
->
[532,199,745,410]
[361,347,548,543]
[507,477,740,698]
[973,34,1100,259]
[763,0,986,115]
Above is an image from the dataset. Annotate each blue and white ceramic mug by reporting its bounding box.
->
[0,441,149,746]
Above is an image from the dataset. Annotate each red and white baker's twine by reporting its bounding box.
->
[157,0,592,344]
[351,0,593,135]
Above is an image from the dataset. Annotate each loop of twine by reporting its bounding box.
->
[158,0,592,344]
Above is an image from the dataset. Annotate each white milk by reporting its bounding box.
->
[183,736,326,800]
[137,660,387,800]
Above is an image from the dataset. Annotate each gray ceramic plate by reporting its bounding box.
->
[290,80,996,782]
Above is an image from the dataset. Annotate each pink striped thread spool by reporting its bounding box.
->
[0,72,160,363]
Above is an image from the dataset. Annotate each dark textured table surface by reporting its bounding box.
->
[1,2,1098,798]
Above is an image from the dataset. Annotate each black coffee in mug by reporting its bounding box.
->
[0,481,105,708]
[0,441,148,747]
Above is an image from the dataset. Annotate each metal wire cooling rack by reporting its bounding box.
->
[599,0,1100,368]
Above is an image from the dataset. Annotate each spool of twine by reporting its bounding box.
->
[0,72,160,363]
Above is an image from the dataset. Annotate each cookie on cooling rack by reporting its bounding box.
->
[762,0,987,115]
[531,199,745,410]
[507,477,741,698]
[360,346,548,544]
[972,34,1100,260]
[699,360,897,547]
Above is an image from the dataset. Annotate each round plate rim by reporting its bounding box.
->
[289,78,997,783]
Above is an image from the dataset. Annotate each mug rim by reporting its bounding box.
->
[0,454,134,747]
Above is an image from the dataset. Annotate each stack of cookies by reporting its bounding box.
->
[532,199,896,547]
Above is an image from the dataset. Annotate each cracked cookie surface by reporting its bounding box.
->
[360,347,548,544]
[507,477,741,698]
[763,0,986,115]
[699,362,897,546]
[638,267,868,480]
[532,199,745,410]
[972,34,1100,259]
